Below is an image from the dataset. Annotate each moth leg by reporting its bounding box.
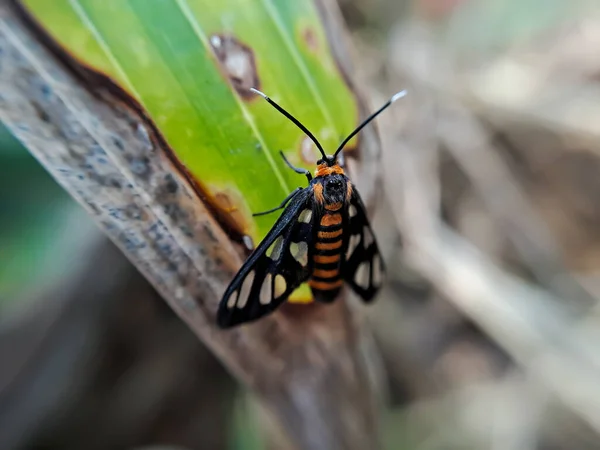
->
[253,187,303,217]
[280,151,312,182]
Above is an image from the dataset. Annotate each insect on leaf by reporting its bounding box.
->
[20,0,360,302]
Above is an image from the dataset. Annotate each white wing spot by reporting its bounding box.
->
[226,292,236,309]
[260,273,273,305]
[290,241,309,266]
[236,271,254,309]
[372,257,383,287]
[363,227,374,247]
[346,234,361,259]
[236,293,248,309]
[349,205,358,218]
[267,236,285,261]
[355,261,370,289]
[274,274,287,298]
[298,209,312,223]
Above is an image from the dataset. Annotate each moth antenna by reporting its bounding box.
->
[250,88,327,160]
[333,89,407,160]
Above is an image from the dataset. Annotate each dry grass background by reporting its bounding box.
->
[338,0,600,448]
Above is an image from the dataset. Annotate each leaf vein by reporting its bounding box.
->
[175,0,291,195]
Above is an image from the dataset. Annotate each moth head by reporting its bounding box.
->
[316,154,337,167]
[314,156,345,177]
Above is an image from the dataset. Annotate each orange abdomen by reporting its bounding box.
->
[309,203,344,298]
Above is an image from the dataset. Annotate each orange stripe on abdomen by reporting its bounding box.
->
[325,202,342,211]
[312,267,339,278]
[308,279,343,290]
[315,240,342,250]
[318,229,343,239]
[314,254,340,264]
[320,213,342,227]
[311,210,345,293]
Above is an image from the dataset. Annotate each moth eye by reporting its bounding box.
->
[289,241,309,266]
[348,205,358,218]
[260,273,273,305]
[363,227,374,247]
[298,209,312,223]
[267,236,285,261]
[354,261,370,289]
[274,274,287,297]
[236,271,255,308]
[372,257,383,287]
[346,234,361,258]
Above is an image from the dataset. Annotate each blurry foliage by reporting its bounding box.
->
[231,394,265,450]
[341,0,600,448]
[0,124,85,305]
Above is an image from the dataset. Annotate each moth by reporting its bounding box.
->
[217,88,406,328]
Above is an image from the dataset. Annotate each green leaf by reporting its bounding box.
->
[22,0,359,301]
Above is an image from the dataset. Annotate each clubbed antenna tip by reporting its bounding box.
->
[332,88,407,159]
[250,87,268,99]
[390,90,407,103]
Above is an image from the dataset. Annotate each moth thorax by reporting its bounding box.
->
[322,174,348,205]
[315,163,344,177]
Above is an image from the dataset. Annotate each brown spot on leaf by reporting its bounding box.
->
[211,188,253,239]
[210,34,259,100]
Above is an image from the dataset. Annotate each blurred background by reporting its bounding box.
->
[3,0,600,449]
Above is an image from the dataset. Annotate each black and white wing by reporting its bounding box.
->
[217,188,316,328]
[342,188,385,302]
